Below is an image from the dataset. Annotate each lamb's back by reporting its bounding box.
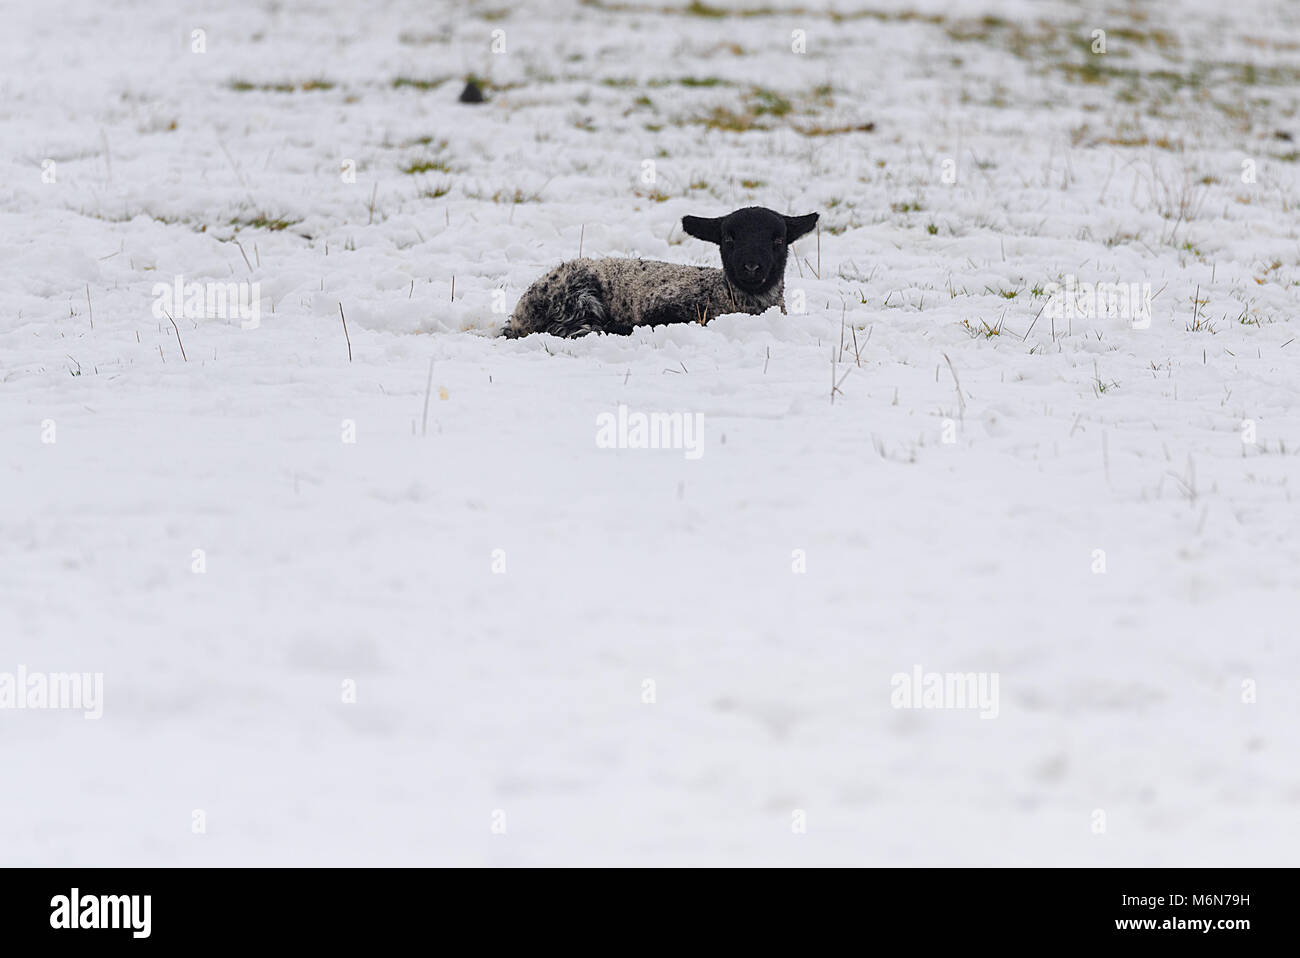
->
[588,258,725,326]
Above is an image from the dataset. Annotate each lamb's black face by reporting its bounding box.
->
[682,207,819,294]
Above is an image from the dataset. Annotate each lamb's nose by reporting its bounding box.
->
[743,263,761,277]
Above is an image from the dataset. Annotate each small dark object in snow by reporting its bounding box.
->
[1274,130,1293,141]
[459,81,485,103]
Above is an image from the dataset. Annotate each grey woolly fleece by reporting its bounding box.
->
[500,257,785,339]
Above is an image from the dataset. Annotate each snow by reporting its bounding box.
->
[1,0,1298,865]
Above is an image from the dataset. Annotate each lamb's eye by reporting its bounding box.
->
[723,236,734,245]
[773,238,784,247]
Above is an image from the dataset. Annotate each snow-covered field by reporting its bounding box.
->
[2,0,1298,865]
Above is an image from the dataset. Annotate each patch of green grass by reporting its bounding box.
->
[926,222,939,235]
[229,78,335,93]
[1058,59,1137,86]
[1091,364,1120,394]
[944,14,1018,44]
[699,106,756,131]
[739,178,764,189]
[684,0,728,16]
[696,86,794,132]
[393,76,452,91]
[648,75,729,88]
[403,135,449,149]
[891,200,924,213]
[230,79,283,92]
[230,214,298,232]
[467,187,543,204]
[403,157,454,174]
[421,182,452,199]
[962,317,1003,338]
[578,0,943,24]
[750,87,792,116]
[795,119,877,136]
[1107,26,1178,49]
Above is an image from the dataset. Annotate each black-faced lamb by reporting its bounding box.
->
[500,206,819,338]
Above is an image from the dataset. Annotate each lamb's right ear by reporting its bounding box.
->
[682,215,724,245]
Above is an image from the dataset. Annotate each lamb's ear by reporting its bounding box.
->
[783,212,819,243]
[682,215,724,245]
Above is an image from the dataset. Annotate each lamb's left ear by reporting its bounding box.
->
[682,215,724,245]
[783,212,819,243]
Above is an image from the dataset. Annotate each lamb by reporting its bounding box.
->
[500,206,819,338]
